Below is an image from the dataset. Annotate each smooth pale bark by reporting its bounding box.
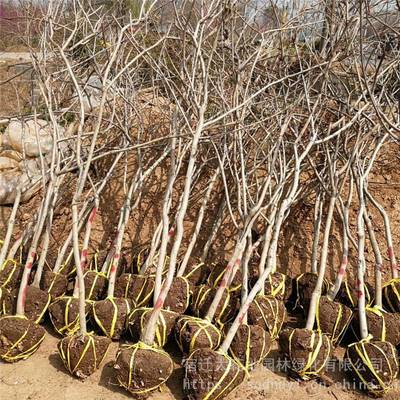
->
[17,180,55,315]
[140,221,162,275]
[240,234,253,325]
[200,197,226,263]
[7,221,33,262]
[257,205,278,282]
[108,149,171,297]
[0,188,21,268]
[363,207,383,308]
[72,203,98,297]
[152,137,178,302]
[177,167,220,276]
[221,165,301,352]
[33,176,64,288]
[357,179,368,340]
[327,184,352,301]
[143,107,206,345]
[306,195,336,330]
[366,189,398,279]
[311,194,322,274]
[107,175,137,298]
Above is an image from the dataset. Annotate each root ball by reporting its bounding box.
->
[128,307,179,347]
[228,324,272,370]
[247,295,286,340]
[163,276,190,314]
[24,286,51,323]
[83,270,107,301]
[351,306,400,346]
[114,274,154,307]
[115,342,173,397]
[183,261,211,289]
[337,279,374,309]
[316,296,353,345]
[184,348,245,400]
[48,296,89,335]
[192,284,230,327]
[175,315,221,354]
[58,333,111,379]
[0,287,13,316]
[0,315,45,362]
[383,278,400,312]
[279,328,332,380]
[0,261,24,289]
[207,263,242,294]
[91,297,131,339]
[40,269,68,298]
[262,272,293,302]
[345,339,398,397]
[294,273,328,311]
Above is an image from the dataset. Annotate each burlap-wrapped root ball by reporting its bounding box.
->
[115,342,173,397]
[316,296,353,345]
[128,307,179,347]
[279,328,332,380]
[261,272,293,303]
[346,339,399,397]
[163,276,190,314]
[91,297,131,339]
[0,260,24,289]
[228,324,272,371]
[40,269,68,298]
[383,278,400,312]
[48,296,90,335]
[58,333,111,379]
[294,273,328,311]
[192,284,230,327]
[351,306,400,346]
[0,315,45,362]
[184,348,245,400]
[337,279,374,309]
[175,315,221,354]
[114,274,154,307]
[247,295,286,340]
[83,270,107,301]
[0,287,13,315]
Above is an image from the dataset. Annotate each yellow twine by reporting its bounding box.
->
[383,278,400,312]
[186,349,245,400]
[116,341,172,395]
[347,336,398,396]
[92,297,130,338]
[288,329,331,380]
[0,315,45,362]
[176,316,221,354]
